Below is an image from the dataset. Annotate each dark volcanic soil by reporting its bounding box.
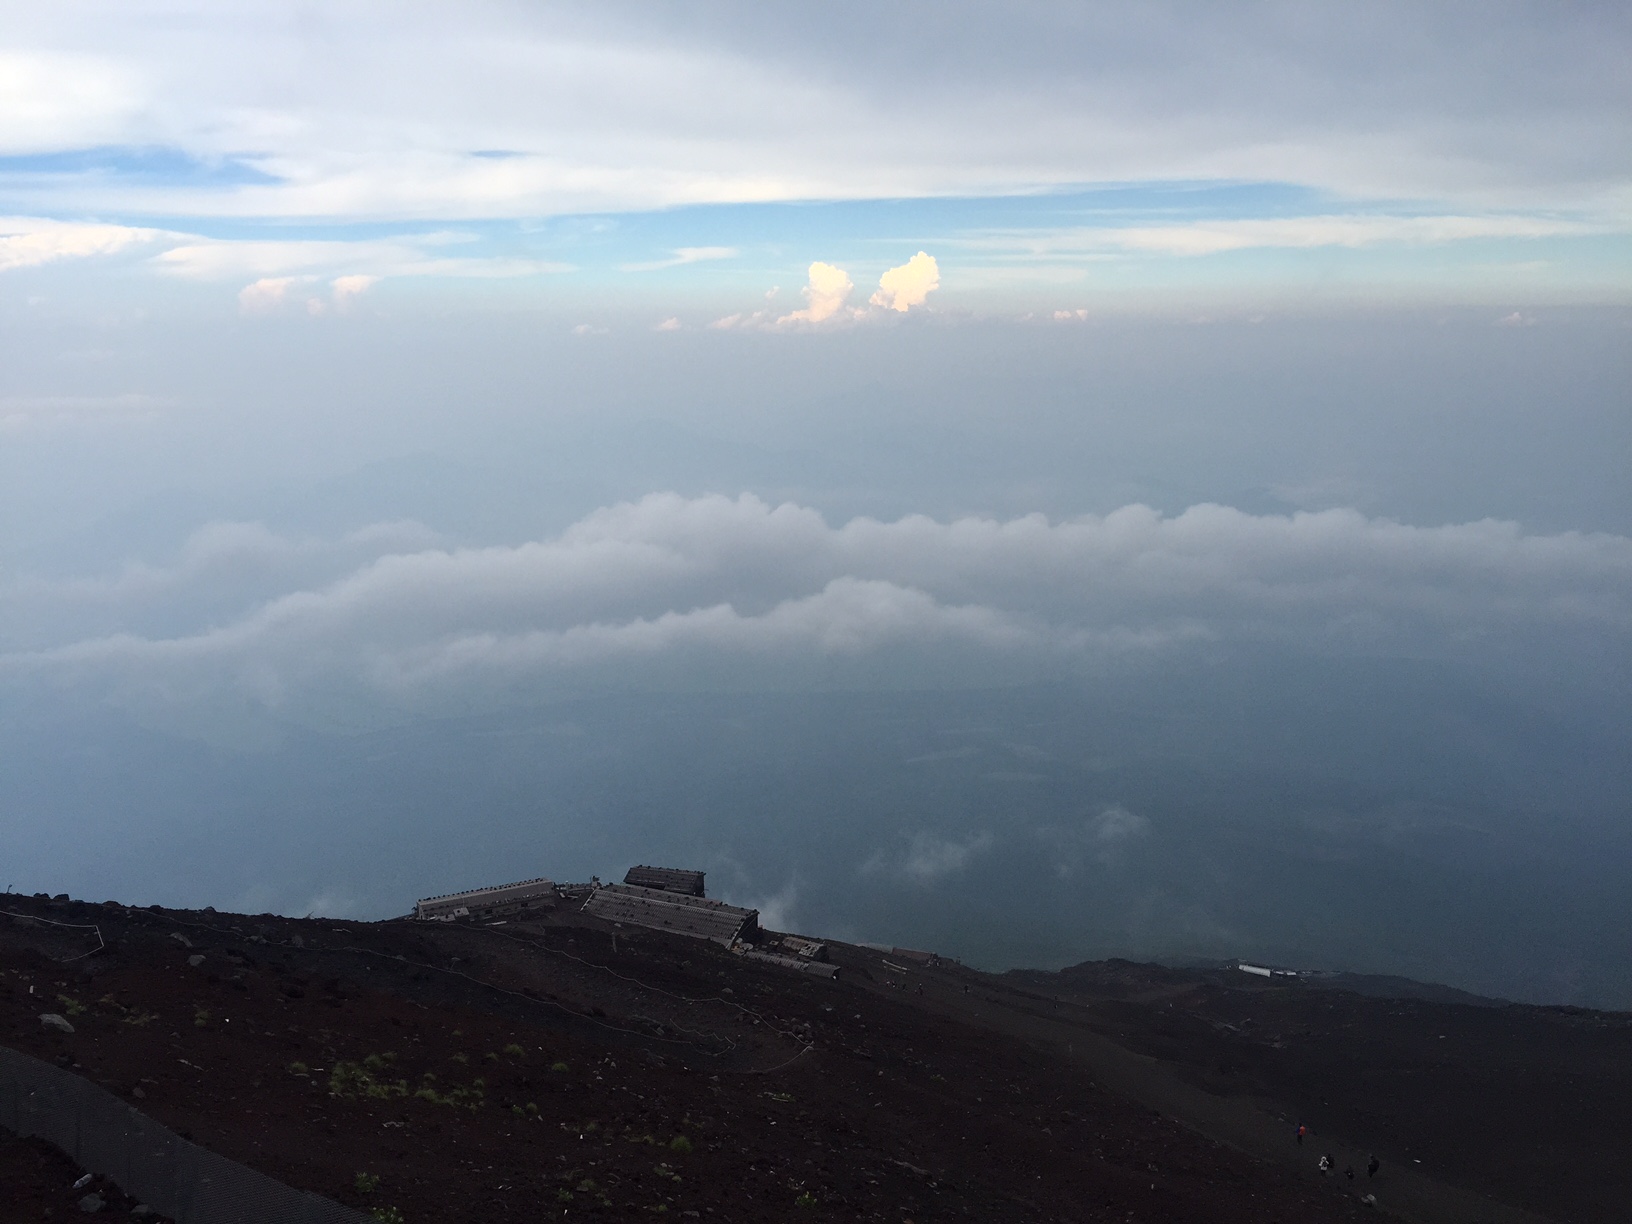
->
[1002,960,1632,1224]
[2,893,1619,1224]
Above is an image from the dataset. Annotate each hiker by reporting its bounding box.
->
[1296,1124,1306,1146]
[1368,1155,1380,1178]
[1318,1154,1332,1175]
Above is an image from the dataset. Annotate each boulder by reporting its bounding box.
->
[39,1013,75,1034]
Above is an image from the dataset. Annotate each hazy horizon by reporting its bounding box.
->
[4,3,1629,1007]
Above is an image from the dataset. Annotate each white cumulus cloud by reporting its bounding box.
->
[776,261,856,325]
[237,276,303,314]
[331,274,379,306]
[870,251,939,312]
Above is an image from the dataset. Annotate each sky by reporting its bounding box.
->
[3,3,1630,1005]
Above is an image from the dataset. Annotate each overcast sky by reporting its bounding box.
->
[3,3,1629,1000]
[2,1,1629,312]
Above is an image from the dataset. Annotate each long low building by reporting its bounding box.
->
[414,877,557,922]
[581,882,757,946]
[623,865,706,896]
[741,948,840,978]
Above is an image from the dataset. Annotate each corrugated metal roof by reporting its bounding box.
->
[741,949,840,978]
[581,883,755,945]
[623,866,707,896]
[415,878,556,919]
[777,935,828,961]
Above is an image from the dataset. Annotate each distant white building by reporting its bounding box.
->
[1236,961,1302,979]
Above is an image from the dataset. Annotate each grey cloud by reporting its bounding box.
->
[864,831,995,886]
[2,3,1626,217]
[1038,804,1152,877]
[4,493,1629,731]
[2,518,442,651]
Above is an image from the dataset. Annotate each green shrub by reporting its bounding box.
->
[329,1061,408,1101]
[354,1172,380,1194]
[668,1135,693,1154]
[411,1079,485,1111]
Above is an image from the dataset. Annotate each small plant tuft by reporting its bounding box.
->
[668,1135,693,1154]
[330,1061,409,1101]
[354,1172,380,1194]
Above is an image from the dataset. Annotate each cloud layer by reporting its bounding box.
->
[0,216,158,271]
[6,493,1628,734]
[1,4,1626,218]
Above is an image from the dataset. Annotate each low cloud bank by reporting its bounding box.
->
[4,493,1628,733]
